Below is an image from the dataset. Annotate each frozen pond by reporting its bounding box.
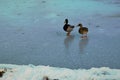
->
[0,0,120,69]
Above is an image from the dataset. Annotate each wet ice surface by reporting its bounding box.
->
[0,0,120,69]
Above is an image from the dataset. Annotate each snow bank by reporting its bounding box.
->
[0,64,120,80]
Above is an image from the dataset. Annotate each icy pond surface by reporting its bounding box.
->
[0,0,120,69]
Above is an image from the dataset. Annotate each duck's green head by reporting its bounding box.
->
[64,19,68,24]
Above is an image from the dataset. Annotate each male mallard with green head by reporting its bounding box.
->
[77,23,88,38]
[63,19,74,36]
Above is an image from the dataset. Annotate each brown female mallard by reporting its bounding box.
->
[77,23,88,38]
[63,19,74,36]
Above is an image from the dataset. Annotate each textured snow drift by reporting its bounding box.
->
[0,0,120,69]
[0,64,120,80]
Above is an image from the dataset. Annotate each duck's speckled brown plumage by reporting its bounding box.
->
[78,23,88,37]
[79,27,88,34]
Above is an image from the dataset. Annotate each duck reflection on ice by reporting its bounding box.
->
[79,37,89,54]
[64,35,75,51]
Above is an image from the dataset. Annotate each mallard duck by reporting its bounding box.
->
[63,19,74,36]
[77,23,88,38]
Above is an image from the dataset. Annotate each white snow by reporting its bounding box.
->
[0,64,120,80]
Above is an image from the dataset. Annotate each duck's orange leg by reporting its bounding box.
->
[84,34,87,37]
[81,34,87,38]
[67,32,70,36]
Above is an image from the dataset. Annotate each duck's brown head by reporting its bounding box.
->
[77,23,83,28]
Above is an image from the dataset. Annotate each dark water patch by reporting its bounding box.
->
[107,14,120,18]
[92,0,120,6]
[41,1,46,3]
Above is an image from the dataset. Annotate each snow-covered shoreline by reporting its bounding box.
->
[0,64,120,80]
